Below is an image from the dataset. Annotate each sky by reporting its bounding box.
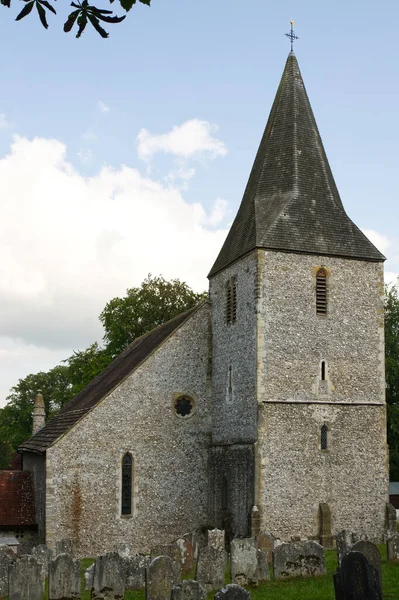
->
[0,0,398,407]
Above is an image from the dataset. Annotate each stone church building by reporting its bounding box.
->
[18,51,389,557]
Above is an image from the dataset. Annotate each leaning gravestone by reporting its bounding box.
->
[92,552,127,600]
[352,540,382,587]
[55,538,73,557]
[257,550,270,581]
[48,553,80,600]
[150,544,182,579]
[387,533,399,563]
[336,530,364,566]
[0,547,17,599]
[171,579,206,600]
[273,541,326,579]
[230,538,258,586]
[214,584,251,600]
[8,555,44,600]
[256,531,275,563]
[386,502,397,537]
[146,555,180,600]
[195,545,226,592]
[84,562,95,591]
[126,554,151,589]
[335,550,382,600]
[31,544,52,577]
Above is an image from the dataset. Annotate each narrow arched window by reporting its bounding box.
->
[226,276,237,324]
[316,268,327,315]
[321,361,326,381]
[121,453,133,515]
[321,425,328,450]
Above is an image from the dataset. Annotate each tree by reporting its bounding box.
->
[2,0,150,38]
[385,281,399,480]
[100,274,207,357]
[66,342,112,396]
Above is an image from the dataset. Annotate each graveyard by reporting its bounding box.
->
[1,528,398,599]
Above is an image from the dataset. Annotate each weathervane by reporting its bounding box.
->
[285,19,299,51]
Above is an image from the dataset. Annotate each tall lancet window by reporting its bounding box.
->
[316,268,328,315]
[321,425,328,451]
[121,453,133,515]
[226,276,237,324]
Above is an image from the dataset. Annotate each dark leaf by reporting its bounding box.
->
[38,0,56,14]
[70,2,80,7]
[90,6,114,14]
[76,13,87,37]
[1,0,11,7]
[63,8,80,32]
[139,0,150,4]
[88,13,108,37]
[119,0,135,12]
[36,1,48,27]
[96,12,125,23]
[15,0,34,20]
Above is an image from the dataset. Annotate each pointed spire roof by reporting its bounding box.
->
[209,52,384,277]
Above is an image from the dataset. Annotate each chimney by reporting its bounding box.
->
[32,392,45,435]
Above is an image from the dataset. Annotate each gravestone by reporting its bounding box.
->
[8,554,44,600]
[273,541,326,579]
[175,537,194,574]
[386,502,397,538]
[257,550,270,581]
[146,555,179,600]
[352,540,382,587]
[0,547,17,599]
[32,544,52,577]
[336,530,364,566]
[84,562,95,591]
[126,554,151,589]
[171,579,206,600]
[195,546,226,592]
[150,544,182,579]
[251,506,261,538]
[337,551,382,600]
[214,584,251,600]
[92,552,127,600]
[117,542,131,559]
[387,533,399,562]
[55,538,73,557]
[256,531,275,563]
[319,503,334,548]
[48,553,80,600]
[207,529,225,551]
[230,538,258,586]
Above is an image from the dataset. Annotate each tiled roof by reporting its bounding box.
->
[0,471,36,526]
[209,52,384,277]
[19,304,204,455]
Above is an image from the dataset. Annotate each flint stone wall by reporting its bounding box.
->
[46,305,211,557]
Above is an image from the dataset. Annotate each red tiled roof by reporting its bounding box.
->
[0,471,36,526]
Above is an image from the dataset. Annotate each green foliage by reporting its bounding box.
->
[7,0,150,38]
[100,274,207,358]
[65,342,113,396]
[385,281,399,480]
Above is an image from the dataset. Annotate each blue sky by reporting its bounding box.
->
[0,0,398,405]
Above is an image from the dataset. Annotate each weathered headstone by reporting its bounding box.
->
[273,541,326,579]
[0,547,17,599]
[387,533,399,563]
[251,506,261,538]
[126,554,151,589]
[171,579,206,600]
[55,538,73,557]
[337,551,382,600]
[117,542,131,559]
[214,584,250,600]
[386,502,397,538]
[32,544,52,577]
[319,503,334,548]
[195,545,226,592]
[257,550,270,581]
[150,544,182,579]
[92,552,127,600]
[48,553,80,600]
[175,538,194,574]
[146,555,180,600]
[336,530,364,567]
[352,540,382,587]
[207,529,225,551]
[84,562,95,591]
[230,538,258,586]
[8,554,45,600]
[256,531,275,563]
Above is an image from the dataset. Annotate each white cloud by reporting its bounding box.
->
[97,100,110,113]
[77,148,95,164]
[385,272,399,286]
[363,229,391,255]
[81,131,98,141]
[0,114,8,128]
[137,119,227,161]
[206,198,230,227]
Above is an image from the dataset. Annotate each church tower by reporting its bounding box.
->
[208,51,388,541]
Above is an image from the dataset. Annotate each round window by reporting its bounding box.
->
[174,395,195,418]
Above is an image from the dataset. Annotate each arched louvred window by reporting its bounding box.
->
[121,453,133,515]
[316,268,327,315]
[321,425,328,450]
[226,279,232,323]
[226,276,237,324]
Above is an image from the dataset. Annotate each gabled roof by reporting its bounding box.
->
[0,471,36,526]
[209,52,384,277]
[19,303,205,455]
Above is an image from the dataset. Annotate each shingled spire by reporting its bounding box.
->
[209,52,384,277]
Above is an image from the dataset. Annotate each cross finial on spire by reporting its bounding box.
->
[285,19,299,52]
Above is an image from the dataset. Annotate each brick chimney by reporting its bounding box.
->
[32,392,45,435]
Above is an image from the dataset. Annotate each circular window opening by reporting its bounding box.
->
[174,395,195,418]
